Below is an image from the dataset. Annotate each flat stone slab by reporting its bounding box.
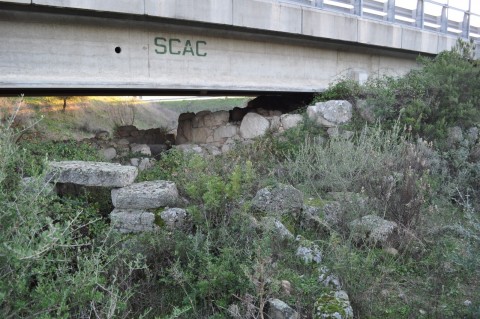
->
[110,209,158,233]
[111,180,179,209]
[46,161,138,187]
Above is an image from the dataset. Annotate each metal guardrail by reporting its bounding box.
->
[282,0,480,42]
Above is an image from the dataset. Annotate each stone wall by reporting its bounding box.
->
[176,108,304,155]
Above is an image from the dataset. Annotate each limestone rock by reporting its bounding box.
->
[138,158,154,171]
[252,183,304,218]
[110,209,158,233]
[318,266,342,290]
[95,130,110,140]
[314,290,353,319]
[213,124,238,141]
[307,100,352,127]
[266,299,299,319]
[160,208,188,230]
[323,201,343,227]
[239,112,270,139]
[349,215,398,247]
[204,110,229,127]
[175,144,205,155]
[130,143,151,156]
[191,127,210,144]
[296,243,322,264]
[262,217,294,240]
[111,180,179,209]
[100,147,117,161]
[46,161,138,187]
[281,114,303,130]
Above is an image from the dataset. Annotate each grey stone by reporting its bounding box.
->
[100,147,117,161]
[296,244,322,264]
[138,158,154,171]
[204,110,229,127]
[262,217,294,240]
[204,144,222,156]
[110,209,158,233]
[221,137,239,153]
[318,266,342,290]
[314,290,353,319]
[46,161,138,187]
[130,143,151,156]
[117,138,130,146]
[267,299,299,319]
[130,158,140,167]
[323,201,343,227]
[160,208,188,229]
[349,215,398,247]
[280,114,303,130]
[270,115,282,132]
[307,100,352,127]
[252,183,304,218]
[213,124,238,141]
[95,130,110,140]
[175,144,205,155]
[111,180,179,209]
[191,127,210,144]
[239,112,270,139]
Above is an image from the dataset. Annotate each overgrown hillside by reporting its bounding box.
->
[0,41,479,318]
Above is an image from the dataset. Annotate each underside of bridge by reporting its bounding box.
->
[0,0,429,97]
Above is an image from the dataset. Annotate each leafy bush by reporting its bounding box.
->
[363,39,480,141]
[0,102,138,318]
[19,139,102,176]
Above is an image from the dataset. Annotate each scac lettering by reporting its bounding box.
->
[154,37,207,57]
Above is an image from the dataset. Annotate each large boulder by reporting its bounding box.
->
[111,180,179,209]
[46,161,137,187]
[280,114,303,130]
[110,209,158,233]
[307,100,352,127]
[239,112,270,139]
[252,184,304,218]
[266,299,299,319]
[349,215,398,247]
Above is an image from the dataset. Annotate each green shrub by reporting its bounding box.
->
[363,39,480,141]
[19,139,102,176]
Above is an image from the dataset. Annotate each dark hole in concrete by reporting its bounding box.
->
[115,47,122,54]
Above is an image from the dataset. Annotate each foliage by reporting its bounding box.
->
[363,39,480,141]
[0,101,141,319]
[19,139,102,176]
[313,78,361,104]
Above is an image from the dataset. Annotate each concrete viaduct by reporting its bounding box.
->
[0,0,477,95]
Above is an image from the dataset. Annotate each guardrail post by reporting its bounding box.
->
[354,0,363,16]
[416,0,424,28]
[387,0,395,22]
[440,6,448,33]
[462,12,470,38]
